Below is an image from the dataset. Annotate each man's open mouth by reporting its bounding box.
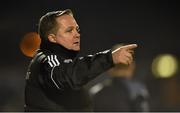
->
[74,42,79,44]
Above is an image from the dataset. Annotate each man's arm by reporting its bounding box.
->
[40,44,137,90]
[40,50,114,90]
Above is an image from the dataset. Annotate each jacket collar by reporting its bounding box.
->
[40,41,79,59]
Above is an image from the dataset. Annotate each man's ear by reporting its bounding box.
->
[48,34,56,43]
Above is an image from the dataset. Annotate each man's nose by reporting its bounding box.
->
[75,31,80,38]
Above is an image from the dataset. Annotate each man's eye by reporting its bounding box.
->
[66,29,73,32]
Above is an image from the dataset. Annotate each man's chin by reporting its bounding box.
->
[72,47,80,51]
[74,49,80,52]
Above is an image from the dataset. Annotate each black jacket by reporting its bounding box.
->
[24,41,114,111]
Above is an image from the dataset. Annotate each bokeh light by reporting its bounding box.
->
[20,32,41,57]
[152,54,178,78]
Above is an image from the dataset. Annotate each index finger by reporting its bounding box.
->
[112,44,137,53]
[121,44,138,50]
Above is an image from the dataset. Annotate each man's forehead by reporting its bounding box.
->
[57,15,78,27]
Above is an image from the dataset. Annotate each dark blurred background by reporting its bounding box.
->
[0,0,180,111]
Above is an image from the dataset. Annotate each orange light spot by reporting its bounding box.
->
[20,32,41,57]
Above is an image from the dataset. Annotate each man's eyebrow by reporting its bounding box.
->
[66,26,73,29]
[66,25,79,29]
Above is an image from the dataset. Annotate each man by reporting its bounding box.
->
[24,9,137,111]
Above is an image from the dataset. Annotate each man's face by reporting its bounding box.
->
[53,14,80,51]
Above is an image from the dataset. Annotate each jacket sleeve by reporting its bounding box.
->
[40,49,114,90]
